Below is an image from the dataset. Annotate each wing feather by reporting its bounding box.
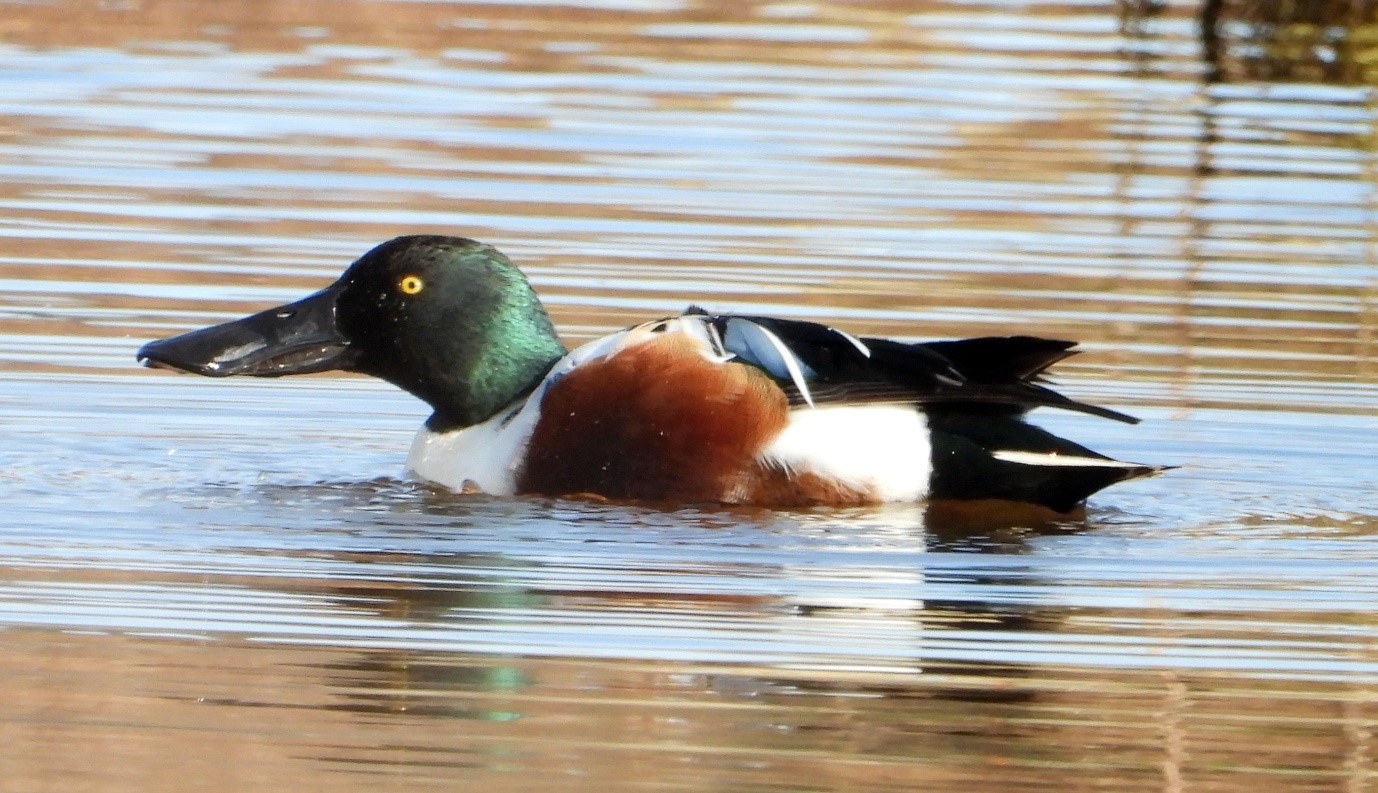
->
[681,313,1138,424]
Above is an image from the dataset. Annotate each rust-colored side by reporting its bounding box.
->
[518,335,792,502]
[739,464,877,507]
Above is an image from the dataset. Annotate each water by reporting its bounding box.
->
[2,0,1377,790]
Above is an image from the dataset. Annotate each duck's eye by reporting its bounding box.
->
[399,275,425,295]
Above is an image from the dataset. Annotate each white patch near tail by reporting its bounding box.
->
[990,450,1145,468]
[762,406,931,502]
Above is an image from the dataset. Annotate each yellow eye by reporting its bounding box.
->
[399,275,424,295]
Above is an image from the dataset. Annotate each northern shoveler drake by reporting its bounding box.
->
[137,235,1164,511]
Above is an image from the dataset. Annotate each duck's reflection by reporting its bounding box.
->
[233,481,1095,712]
[140,481,1374,790]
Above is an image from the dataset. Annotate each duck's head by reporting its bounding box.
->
[137,235,568,429]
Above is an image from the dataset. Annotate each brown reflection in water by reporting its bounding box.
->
[1201,0,1378,85]
[22,502,1369,791]
[2,628,1375,792]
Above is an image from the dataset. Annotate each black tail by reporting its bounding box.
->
[927,410,1164,513]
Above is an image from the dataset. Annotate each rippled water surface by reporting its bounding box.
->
[3,1,1378,790]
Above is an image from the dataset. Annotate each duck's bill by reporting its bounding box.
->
[136,286,357,377]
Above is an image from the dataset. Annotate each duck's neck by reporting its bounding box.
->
[422,323,566,432]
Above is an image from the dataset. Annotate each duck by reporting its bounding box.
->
[137,234,1164,512]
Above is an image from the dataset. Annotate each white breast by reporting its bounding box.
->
[761,405,932,502]
[406,398,540,495]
